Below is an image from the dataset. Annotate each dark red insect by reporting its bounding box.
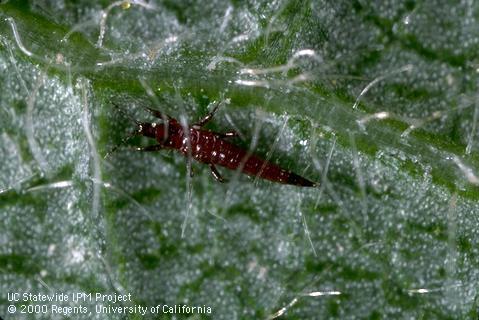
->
[117,104,316,187]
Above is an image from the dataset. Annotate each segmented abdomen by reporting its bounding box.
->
[184,129,315,186]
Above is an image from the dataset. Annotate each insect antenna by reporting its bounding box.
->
[112,102,141,125]
[104,103,141,160]
[104,130,138,160]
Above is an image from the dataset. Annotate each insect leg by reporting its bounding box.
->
[136,144,163,152]
[209,164,226,183]
[194,102,221,127]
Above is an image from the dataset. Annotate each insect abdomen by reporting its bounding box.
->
[207,137,315,187]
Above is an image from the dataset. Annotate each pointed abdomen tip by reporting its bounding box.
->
[287,173,318,187]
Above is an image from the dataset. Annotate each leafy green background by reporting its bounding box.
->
[1,0,479,319]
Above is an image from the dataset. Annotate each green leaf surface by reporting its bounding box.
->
[1,1,478,319]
